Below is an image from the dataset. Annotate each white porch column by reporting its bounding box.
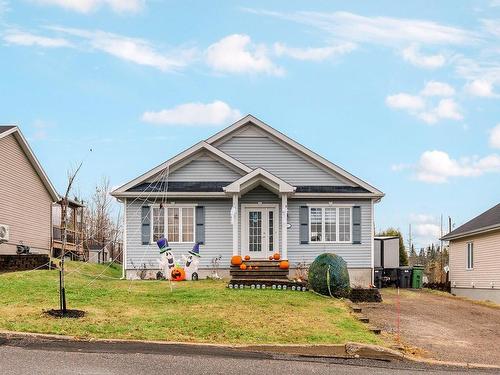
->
[232,193,239,256]
[281,193,288,260]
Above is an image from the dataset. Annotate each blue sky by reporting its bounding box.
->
[1,0,499,248]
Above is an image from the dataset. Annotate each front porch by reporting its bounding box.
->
[225,168,295,262]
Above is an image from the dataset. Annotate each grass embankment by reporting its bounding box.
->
[0,262,380,345]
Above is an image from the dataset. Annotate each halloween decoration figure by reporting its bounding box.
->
[157,238,175,280]
[231,255,243,266]
[171,267,186,281]
[182,243,201,281]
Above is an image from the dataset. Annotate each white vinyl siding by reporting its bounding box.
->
[466,242,474,270]
[126,199,233,270]
[217,135,348,186]
[309,206,352,243]
[288,199,372,268]
[149,155,242,182]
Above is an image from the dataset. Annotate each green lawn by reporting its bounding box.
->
[0,262,380,345]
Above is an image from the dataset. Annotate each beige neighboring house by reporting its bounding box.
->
[0,126,59,255]
[442,203,500,304]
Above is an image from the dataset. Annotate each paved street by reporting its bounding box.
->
[0,343,494,375]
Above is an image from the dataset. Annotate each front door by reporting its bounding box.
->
[243,206,278,259]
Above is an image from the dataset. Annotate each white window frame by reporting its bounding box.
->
[308,205,353,244]
[150,204,196,244]
[466,242,474,270]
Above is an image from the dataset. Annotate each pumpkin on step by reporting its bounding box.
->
[268,256,273,261]
[247,266,253,270]
[240,264,247,270]
[273,253,281,261]
[279,261,289,270]
[254,266,259,270]
[244,255,251,261]
[231,255,243,266]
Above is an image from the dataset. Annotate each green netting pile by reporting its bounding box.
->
[308,253,350,298]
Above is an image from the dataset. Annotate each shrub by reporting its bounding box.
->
[308,253,350,298]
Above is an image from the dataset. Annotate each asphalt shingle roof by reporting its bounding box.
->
[0,125,16,134]
[442,203,500,240]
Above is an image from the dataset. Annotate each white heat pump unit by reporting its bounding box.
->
[0,224,9,243]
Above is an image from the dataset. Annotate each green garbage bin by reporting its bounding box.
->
[412,265,424,289]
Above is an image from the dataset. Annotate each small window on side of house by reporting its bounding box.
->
[466,242,473,270]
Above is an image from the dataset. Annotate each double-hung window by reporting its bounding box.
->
[466,242,474,270]
[309,206,351,243]
[152,206,195,243]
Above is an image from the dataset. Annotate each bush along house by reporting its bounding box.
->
[111,115,384,286]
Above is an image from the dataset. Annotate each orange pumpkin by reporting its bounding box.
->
[171,267,186,281]
[268,256,273,261]
[273,253,281,261]
[244,255,251,261]
[231,255,243,266]
[247,266,253,270]
[279,261,289,270]
[240,264,247,270]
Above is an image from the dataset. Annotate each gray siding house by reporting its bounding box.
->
[112,115,384,285]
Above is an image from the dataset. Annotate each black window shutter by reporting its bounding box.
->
[141,206,151,245]
[352,205,361,244]
[299,206,309,244]
[195,206,205,245]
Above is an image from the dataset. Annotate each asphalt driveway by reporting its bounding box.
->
[360,289,500,366]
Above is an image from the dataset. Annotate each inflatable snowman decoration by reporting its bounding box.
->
[157,238,175,280]
[182,243,201,281]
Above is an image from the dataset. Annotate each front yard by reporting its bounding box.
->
[0,262,380,345]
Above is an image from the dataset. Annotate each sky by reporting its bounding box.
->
[1,0,499,249]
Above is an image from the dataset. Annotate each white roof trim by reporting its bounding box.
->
[206,115,384,196]
[224,168,295,194]
[112,141,252,195]
[0,126,59,202]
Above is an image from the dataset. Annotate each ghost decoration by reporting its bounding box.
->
[182,243,201,281]
[157,238,175,280]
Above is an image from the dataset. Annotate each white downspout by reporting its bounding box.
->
[281,193,288,260]
[232,194,239,256]
[122,198,127,279]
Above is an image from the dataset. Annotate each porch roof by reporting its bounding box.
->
[223,168,295,195]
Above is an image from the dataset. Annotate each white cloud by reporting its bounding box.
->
[273,42,356,61]
[31,0,144,14]
[415,150,500,183]
[206,34,283,76]
[433,98,463,120]
[3,29,71,48]
[49,26,191,71]
[385,93,425,111]
[141,100,241,126]
[490,124,500,148]
[246,9,477,46]
[482,19,500,37]
[402,44,446,69]
[386,84,462,125]
[421,81,455,97]
[464,79,496,97]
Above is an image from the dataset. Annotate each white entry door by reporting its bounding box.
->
[242,206,278,259]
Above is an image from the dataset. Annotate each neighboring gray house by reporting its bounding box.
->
[441,203,500,303]
[112,115,384,285]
